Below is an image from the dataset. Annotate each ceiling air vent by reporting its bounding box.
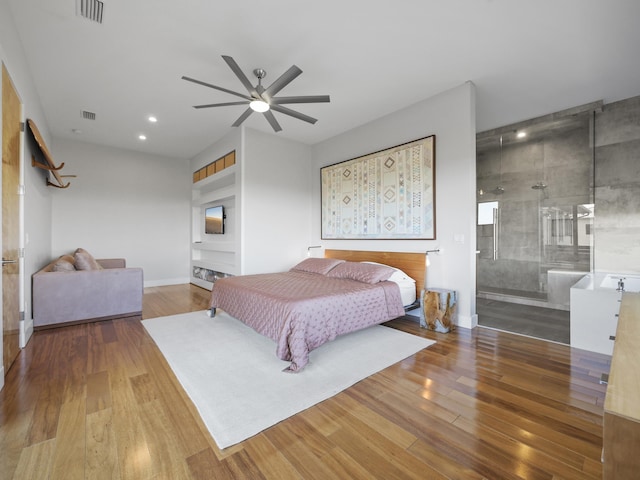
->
[76,0,104,24]
[81,110,96,120]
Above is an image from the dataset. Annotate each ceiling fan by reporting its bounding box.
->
[182,55,330,132]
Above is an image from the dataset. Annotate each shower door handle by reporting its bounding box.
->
[493,208,499,260]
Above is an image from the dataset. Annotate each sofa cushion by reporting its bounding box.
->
[52,255,76,272]
[74,248,103,271]
[60,254,75,265]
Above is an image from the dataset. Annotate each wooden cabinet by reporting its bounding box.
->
[193,150,235,184]
[603,292,640,479]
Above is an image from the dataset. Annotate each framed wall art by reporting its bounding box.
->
[321,135,436,240]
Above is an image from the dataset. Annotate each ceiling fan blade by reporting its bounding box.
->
[270,95,330,105]
[269,104,317,124]
[231,107,254,127]
[263,110,282,132]
[222,55,258,96]
[263,65,303,99]
[182,76,251,101]
[194,101,249,109]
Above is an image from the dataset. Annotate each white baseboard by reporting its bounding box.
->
[144,277,190,288]
[20,318,34,348]
[457,313,478,330]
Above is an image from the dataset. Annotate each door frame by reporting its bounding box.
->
[1,61,26,388]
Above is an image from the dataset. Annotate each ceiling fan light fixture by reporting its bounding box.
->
[183,55,330,132]
[250,100,270,113]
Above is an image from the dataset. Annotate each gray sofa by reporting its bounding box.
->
[32,257,143,328]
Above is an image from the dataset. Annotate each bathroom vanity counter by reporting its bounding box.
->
[603,292,640,479]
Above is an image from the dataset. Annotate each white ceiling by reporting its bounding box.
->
[7,0,640,160]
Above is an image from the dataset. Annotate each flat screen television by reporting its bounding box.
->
[205,205,225,234]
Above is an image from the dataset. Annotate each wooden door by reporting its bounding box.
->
[2,63,21,375]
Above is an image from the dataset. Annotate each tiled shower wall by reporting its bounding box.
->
[477,113,593,296]
[594,95,640,274]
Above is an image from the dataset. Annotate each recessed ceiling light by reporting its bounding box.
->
[148,116,157,123]
[138,134,147,141]
[517,131,527,139]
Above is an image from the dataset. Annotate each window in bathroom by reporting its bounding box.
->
[478,201,499,225]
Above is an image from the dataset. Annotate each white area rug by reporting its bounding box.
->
[142,310,435,449]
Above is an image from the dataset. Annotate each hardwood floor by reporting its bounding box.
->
[0,284,610,479]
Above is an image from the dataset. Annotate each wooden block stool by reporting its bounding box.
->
[420,288,457,333]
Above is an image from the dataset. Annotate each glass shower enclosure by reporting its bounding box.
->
[476,108,596,339]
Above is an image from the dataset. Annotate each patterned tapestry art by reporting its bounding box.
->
[321,135,436,239]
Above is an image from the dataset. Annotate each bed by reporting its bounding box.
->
[209,250,424,372]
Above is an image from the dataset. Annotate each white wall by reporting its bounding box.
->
[1,1,54,370]
[50,138,191,286]
[311,82,478,328]
[243,127,312,273]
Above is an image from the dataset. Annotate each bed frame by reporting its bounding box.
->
[324,249,426,298]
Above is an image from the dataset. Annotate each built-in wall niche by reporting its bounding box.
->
[191,150,239,286]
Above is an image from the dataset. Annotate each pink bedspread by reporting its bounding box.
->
[209,270,405,372]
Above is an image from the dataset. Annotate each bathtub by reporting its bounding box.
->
[570,272,640,355]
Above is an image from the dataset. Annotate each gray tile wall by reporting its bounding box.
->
[594,95,640,273]
[477,114,593,296]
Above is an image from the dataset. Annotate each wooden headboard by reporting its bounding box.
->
[324,249,425,295]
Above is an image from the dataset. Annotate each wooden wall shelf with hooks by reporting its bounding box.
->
[27,118,76,188]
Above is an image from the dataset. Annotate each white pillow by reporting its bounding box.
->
[361,261,416,306]
[361,261,414,282]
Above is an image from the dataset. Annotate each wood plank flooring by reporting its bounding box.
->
[0,284,610,479]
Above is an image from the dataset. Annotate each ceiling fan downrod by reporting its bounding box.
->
[253,68,267,81]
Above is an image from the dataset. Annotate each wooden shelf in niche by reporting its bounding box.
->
[193,150,235,183]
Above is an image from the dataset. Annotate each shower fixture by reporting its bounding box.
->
[491,135,506,195]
